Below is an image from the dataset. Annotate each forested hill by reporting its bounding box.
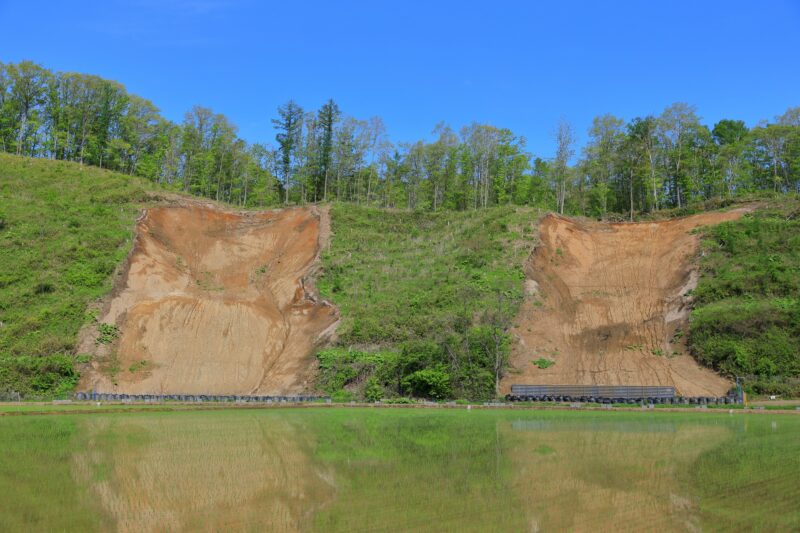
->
[1,60,799,218]
[0,153,798,399]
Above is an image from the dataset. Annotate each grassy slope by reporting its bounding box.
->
[317,204,539,400]
[690,196,800,396]
[0,154,147,396]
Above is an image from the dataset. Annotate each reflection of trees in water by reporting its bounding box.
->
[309,412,530,532]
[72,412,334,532]
[504,420,729,533]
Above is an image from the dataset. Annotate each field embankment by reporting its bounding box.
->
[79,202,338,395]
[504,208,753,397]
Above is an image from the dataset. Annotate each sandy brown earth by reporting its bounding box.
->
[502,208,753,397]
[79,203,338,395]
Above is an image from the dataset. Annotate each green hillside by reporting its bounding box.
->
[0,154,148,396]
[316,204,538,401]
[690,197,800,396]
[1,153,798,399]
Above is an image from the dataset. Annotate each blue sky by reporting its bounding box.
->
[1,0,799,158]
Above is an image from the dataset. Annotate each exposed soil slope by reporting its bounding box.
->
[503,208,752,397]
[80,203,338,394]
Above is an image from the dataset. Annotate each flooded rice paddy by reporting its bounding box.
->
[1,408,798,532]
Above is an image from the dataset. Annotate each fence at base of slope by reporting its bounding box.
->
[74,392,330,403]
[507,384,742,404]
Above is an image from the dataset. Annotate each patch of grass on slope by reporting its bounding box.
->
[690,197,800,396]
[317,204,539,400]
[0,154,147,396]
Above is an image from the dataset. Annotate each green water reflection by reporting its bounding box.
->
[1,409,797,532]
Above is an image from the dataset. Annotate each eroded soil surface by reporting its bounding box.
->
[79,203,338,395]
[503,208,752,397]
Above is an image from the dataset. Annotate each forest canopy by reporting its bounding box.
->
[1,60,799,216]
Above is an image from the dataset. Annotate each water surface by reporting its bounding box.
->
[1,408,797,532]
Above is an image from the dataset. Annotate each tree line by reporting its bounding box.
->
[2,60,799,215]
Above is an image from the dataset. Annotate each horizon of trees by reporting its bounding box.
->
[2,60,799,216]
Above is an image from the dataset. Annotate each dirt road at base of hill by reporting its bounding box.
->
[503,207,753,397]
[78,203,338,395]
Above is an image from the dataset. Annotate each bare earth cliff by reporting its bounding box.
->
[503,208,752,397]
[79,203,338,395]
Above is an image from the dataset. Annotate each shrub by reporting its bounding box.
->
[532,358,555,369]
[96,323,120,345]
[0,354,78,396]
[401,368,452,400]
[364,377,383,403]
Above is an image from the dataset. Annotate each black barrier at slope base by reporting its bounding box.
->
[511,384,675,398]
[507,384,740,404]
[74,392,330,403]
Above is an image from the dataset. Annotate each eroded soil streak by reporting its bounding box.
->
[80,203,338,395]
[503,208,752,397]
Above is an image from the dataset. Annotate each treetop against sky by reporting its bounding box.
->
[1,0,798,157]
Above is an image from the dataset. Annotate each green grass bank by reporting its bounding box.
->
[690,197,800,396]
[0,154,147,396]
[316,203,539,401]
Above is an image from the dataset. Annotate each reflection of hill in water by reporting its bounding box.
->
[68,410,748,532]
[511,419,684,433]
[72,412,334,532]
[504,419,729,532]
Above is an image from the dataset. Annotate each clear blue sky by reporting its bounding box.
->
[1,0,799,158]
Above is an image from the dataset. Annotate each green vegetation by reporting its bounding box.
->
[127,360,149,373]
[532,358,555,369]
[690,198,800,396]
[1,408,797,531]
[317,204,536,400]
[3,61,800,217]
[95,323,119,345]
[0,154,146,396]
[2,60,799,400]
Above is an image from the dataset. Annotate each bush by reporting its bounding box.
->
[401,368,452,400]
[364,377,383,402]
[96,323,120,345]
[316,348,398,396]
[532,358,555,369]
[0,354,78,396]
